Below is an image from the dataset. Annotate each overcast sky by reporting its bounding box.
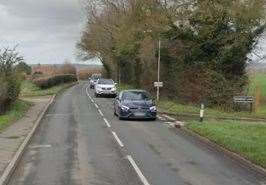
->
[0,0,101,64]
[0,0,265,64]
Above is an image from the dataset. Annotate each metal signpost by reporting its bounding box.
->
[156,40,161,101]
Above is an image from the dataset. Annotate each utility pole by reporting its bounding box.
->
[157,39,161,101]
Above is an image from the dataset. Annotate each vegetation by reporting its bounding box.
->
[187,121,266,168]
[79,0,265,107]
[33,74,77,89]
[21,80,76,97]
[0,48,23,113]
[0,100,32,131]
[78,68,103,80]
[15,61,32,75]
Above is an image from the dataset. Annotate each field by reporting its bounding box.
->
[187,120,266,168]
[249,72,266,97]
[0,100,32,131]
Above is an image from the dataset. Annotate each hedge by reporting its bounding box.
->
[33,74,77,89]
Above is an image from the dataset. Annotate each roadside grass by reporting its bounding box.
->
[187,120,266,168]
[20,80,75,97]
[157,100,266,119]
[0,100,32,131]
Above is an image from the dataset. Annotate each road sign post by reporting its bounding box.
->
[154,82,163,101]
[157,40,161,101]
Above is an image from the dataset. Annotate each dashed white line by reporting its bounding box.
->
[127,155,151,185]
[111,131,124,147]
[94,103,99,109]
[85,86,91,97]
[103,118,111,127]
[85,86,94,103]
[87,85,150,185]
[98,109,104,116]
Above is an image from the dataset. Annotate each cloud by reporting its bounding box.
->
[0,0,88,64]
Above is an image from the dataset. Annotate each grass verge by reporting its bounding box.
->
[21,80,75,97]
[187,120,266,168]
[158,100,266,119]
[0,100,32,131]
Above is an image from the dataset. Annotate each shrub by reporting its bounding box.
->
[0,48,23,113]
[33,74,77,89]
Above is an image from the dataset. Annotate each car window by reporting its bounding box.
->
[122,91,151,101]
[98,79,114,85]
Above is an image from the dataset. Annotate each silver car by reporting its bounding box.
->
[95,79,117,97]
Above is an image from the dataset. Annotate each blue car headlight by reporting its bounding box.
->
[149,106,157,112]
[121,105,130,111]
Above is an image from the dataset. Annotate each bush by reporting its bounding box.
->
[33,74,77,89]
[0,48,23,113]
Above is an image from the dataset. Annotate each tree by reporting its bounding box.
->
[78,0,265,106]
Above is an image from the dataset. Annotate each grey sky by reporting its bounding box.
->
[0,0,100,64]
[0,0,264,64]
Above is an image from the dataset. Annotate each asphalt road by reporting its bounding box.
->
[8,82,266,185]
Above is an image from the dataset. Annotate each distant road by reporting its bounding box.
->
[8,82,266,185]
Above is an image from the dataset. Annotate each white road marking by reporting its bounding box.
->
[85,86,90,97]
[127,155,151,185]
[163,114,175,121]
[103,118,111,127]
[175,121,185,126]
[111,131,124,147]
[85,86,94,103]
[29,145,52,149]
[164,122,174,124]
[157,115,163,120]
[98,109,104,116]
[94,103,99,109]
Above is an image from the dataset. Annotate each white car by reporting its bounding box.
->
[95,79,117,97]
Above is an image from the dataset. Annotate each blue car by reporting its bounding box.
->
[114,90,157,120]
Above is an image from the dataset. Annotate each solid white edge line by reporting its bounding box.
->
[98,109,104,116]
[111,131,124,147]
[127,155,151,185]
[103,118,111,128]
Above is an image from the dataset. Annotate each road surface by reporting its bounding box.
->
[8,82,266,185]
